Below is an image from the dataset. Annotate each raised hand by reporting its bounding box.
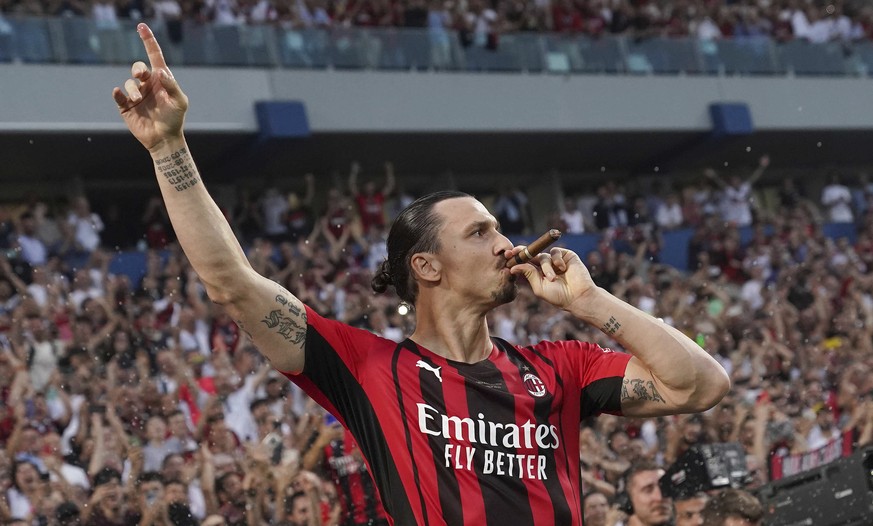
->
[112,24,188,153]
[508,247,596,310]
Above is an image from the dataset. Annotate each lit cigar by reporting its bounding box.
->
[506,229,563,268]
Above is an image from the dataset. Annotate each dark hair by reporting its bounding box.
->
[623,459,663,496]
[167,502,198,526]
[285,490,309,514]
[93,467,122,487]
[55,501,81,524]
[371,191,470,305]
[10,460,40,491]
[700,489,763,526]
[249,398,269,413]
[582,490,608,506]
[137,471,165,487]
[215,472,239,495]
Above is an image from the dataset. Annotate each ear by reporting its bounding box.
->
[409,252,441,284]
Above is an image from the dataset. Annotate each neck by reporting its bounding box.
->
[410,298,492,363]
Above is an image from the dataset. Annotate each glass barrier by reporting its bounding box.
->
[0,15,867,77]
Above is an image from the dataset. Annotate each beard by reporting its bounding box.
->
[491,274,518,305]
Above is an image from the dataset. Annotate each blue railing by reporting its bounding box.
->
[1,16,871,76]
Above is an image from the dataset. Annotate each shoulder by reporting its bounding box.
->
[304,305,394,347]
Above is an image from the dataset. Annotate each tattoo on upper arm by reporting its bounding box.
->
[621,378,666,404]
[602,316,621,335]
[261,294,307,345]
[275,294,302,317]
[646,381,665,403]
[154,147,201,192]
[234,319,253,340]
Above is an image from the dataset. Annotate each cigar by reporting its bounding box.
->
[506,229,563,268]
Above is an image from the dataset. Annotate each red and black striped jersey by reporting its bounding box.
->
[285,305,631,526]
[323,429,389,526]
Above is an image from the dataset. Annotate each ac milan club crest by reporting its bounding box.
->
[523,373,547,398]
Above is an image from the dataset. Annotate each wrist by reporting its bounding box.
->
[148,135,187,158]
[563,286,608,320]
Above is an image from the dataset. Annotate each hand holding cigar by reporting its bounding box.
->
[506,229,563,268]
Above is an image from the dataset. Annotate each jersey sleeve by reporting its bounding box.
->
[280,305,390,421]
[541,340,631,419]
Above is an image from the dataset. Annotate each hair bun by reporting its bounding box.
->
[371,260,393,294]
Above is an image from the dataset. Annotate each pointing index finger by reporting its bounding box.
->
[137,23,168,71]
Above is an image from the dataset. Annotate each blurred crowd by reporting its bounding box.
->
[4,0,873,45]
[1,158,873,525]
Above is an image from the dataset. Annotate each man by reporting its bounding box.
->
[302,421,389,526]
[673,492,706,526]
[282,490,315,526]
[581,490,609,526]
[113,24,729,525]
[81,467,137,526]
[703,155,769,228]
[622,461,672,526]
[214,472,247,526]
[700,489,763,526]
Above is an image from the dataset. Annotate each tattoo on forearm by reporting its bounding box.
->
[154,147,201,192]
[602,316,621,335]
[621,378,666,404]
[260,293,306,345]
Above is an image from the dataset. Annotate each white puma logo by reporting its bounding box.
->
[415,360,442,383]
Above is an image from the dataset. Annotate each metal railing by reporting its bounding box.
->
[1,16,871,76]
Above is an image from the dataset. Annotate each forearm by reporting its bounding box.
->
[149,138,252,302]
[566,287,729,410]
[88,433,106,477]
[301,439,326,472]
[5,423,23,455]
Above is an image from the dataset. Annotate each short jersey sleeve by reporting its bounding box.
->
[282,305,395,420]
[535,340,631,419]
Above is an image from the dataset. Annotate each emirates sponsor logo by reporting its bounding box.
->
[416,403,559,480]
[523,373,547,398]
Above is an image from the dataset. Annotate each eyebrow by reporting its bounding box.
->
[466,219,501,232]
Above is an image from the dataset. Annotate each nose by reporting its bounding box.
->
[495,233,513,257]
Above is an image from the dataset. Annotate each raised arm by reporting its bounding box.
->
[348,161,361,195]
[302,172,315,206]
[113,24,307,374]
[703,167,727,190]
[746,154,770,186]
[383,161,396,196]
[509,247,730,417]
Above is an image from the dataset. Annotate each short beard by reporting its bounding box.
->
[491,275,518,305]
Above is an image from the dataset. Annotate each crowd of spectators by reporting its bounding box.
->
[4,0,873,46]
[1,159,873,525]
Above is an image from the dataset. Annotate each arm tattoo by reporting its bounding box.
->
[154,147,201,192]
[647,381,665,403]
[234,319,253,340]
[601,316,622,336]
[261,294,307,345]
[621,378,666,404]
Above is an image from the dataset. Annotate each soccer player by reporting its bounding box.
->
[112,24,730,526]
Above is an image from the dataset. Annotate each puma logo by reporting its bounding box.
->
[415,360,442,383]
